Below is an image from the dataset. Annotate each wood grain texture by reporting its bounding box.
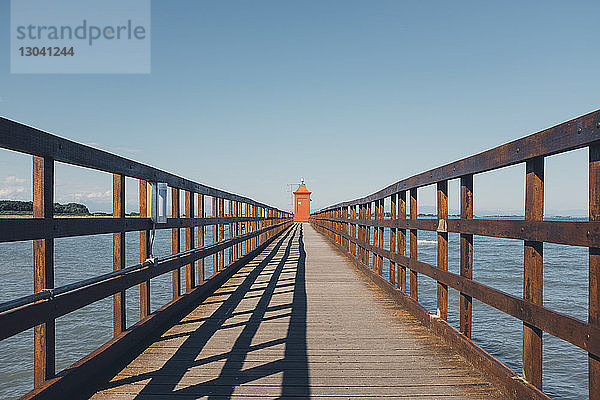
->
[33,155,55,386]
[523,157,544,389]
[113,174,126,335]
[90,223,504,400]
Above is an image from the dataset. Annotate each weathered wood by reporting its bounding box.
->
[398,191,407,293]
[185,190,195,292]
[0,222,289,342]
[390,194,397,286]
[523,157,544,389]
[437,180,448,320]
[591,143,600,400]
[460,175,473,338]
[171,188,181,299]
[213,197,219,273]
[113,174,126,334]
[219,198,225,270]
[33,155,55,387]
[314,109,600,211]
[312,220,600,358]
[378,199,384,276]
[0,118,287,210]
[313,223,549,400]
[198,194,205,285]
[20,223,291,400]
[90,224,505,400]
[139,181,151,319]
[410,188,418,301]
[310,216,600,248]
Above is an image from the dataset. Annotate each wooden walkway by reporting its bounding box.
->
[91,223,504,399]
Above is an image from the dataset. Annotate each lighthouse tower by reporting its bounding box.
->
[293,179,311,222]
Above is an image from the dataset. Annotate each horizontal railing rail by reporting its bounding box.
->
[318,109,600,211]
[0,117,293,399]
[311,109,600,400]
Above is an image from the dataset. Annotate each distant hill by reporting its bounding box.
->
[0,200,90,215]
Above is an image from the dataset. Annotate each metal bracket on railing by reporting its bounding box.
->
[436,219,447,233]
[41,288,54,300]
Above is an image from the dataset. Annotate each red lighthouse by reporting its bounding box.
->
[293,179,311,222]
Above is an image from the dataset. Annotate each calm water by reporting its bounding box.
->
[0,220,590,399]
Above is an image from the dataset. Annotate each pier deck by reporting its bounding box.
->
[91,223,504,399]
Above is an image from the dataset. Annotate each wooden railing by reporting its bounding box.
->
[0,117,293,399]
[311,109,600,400]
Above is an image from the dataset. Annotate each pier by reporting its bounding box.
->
[1,110,600,399]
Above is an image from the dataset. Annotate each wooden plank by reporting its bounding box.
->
[0,118,287,210]
[311,216,600,248]
[316,224,549,400]
[113,174,126,334]
[366,203,372,269]
[0,222,290,341]
[390,195,397,286]
[171,188,180,299]
[139,181,151,319]
[315,109,600,211]
[213,197,219,274]
[460,175,473,338]
[410,188,418,301]
[437,180,448,320]
[198,194,205,285]
[312,220,600,357]
[378,199,384,276]
[185,190,195,292]
[88,224,505,400]
[398,191,407,294]
[591,143,600,400]
[219,198,225,270]
[373,202,379,272]
[33,155,55,387]
[523,157,544,389]
[19,224,291,400]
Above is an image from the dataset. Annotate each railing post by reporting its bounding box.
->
[139,180,151,318]
[373,202,378,271]
[351,205,357,257]
[219,198,225,269]
[410,188,418,300]
[171,188,181,299]
[113,174,126,333]
[212,197,218,273]
[366,203,372,268]
[362,203,367,264]
[390,194,397,286]
[185,190,195,291]
[523,157,544,389]
[398,191,407,293]
[245,203,250,254]
[460,175,473,337]
[232,200,238,261]
[590,143,600,400]
[437,180,448,320]
[229,200,234,262]
[198,194,205,285]
[360,203,369,266]
[33,155,55,386]
[378,199,384,276]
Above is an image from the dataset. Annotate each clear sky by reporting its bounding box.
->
[1,1,599,215]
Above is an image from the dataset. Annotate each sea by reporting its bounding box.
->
[0,218,591,399]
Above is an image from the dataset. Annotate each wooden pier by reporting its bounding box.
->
[91,223,503,399]
[1,110,600,399]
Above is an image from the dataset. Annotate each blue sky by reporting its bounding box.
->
[1,0,599,215]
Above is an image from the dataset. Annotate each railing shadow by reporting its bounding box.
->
[96,223,310,398]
